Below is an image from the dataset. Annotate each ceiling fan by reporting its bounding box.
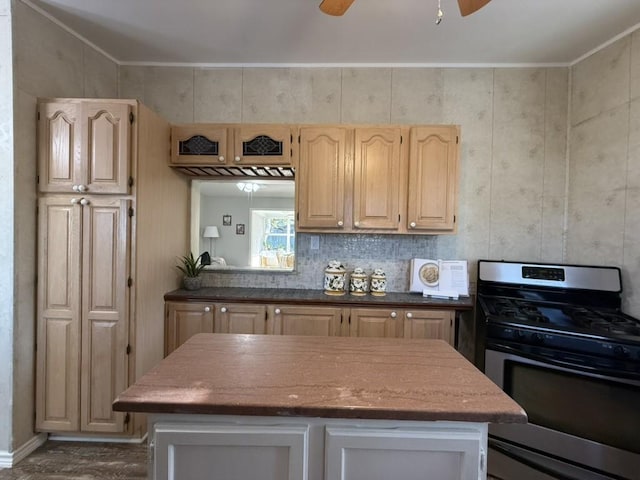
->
[319,0,491,17]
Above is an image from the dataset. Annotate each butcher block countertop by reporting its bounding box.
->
[164,287,474,310]
[113,334,526,424]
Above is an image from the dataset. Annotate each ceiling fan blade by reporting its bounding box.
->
[457,0,492,16]
[319,0,356,16]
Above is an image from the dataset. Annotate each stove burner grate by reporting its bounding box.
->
[484,297,640,337]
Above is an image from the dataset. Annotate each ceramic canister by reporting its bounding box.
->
[370,268,387,296]
[324,260,347,295]
[349,267,368,296]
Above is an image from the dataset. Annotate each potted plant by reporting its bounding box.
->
[177,253,206,290]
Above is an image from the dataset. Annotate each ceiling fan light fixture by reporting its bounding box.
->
[436,0,444,25]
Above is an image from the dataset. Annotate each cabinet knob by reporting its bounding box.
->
[390,311,397,318]
[79,198,90,206]
[204,306,211,312]
[234,156,241,163]
[71,198,79,205]
[409,221,416,229]
[72,184,79,192]
[219,307,226,313]
[354,221,360,227]
[337,220,344,227]
[406,312,413,319]
[77,184,88,192]
[274,308,281,315]
[218,156,225,163]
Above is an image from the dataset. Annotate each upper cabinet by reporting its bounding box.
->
[407,126,459,232]
[38,101,131,194]
[297,124,458,234]
[353,127,404,230]
[171,124,294,167]
[297,126,406,233]
[297,127,347,229]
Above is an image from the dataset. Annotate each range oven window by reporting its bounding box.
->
[504,361,640,454]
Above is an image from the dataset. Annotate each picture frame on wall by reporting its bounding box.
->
[236,224,245,235]
[222,214,232,226]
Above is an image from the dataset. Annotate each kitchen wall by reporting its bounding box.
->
[567,32,640,317]
[4,0,119,455]
[120,66,568,291]
[0,0,14,458]
[4,0,637,460]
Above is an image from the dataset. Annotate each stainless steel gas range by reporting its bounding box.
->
[475,260,640,480]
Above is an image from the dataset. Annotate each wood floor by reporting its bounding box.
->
[0,441,147,480]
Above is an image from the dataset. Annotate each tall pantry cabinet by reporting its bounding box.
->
[36,99,189,437]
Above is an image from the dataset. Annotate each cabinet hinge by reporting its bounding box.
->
[128,176,134,187]
[453,215,456,223]
[456,135,459,144]
[398,214,401,223]
[296,212,299,221]
[128,207,134,217]
[36,174,40,185]
[298,135,300,143]
[124,412,131,424]
[348,314,351,325]
[126,344,132,355]
[127,277,133,287]
[37,111,40,121]
[290,134,293,143]
[129,112,134,125]
[400,135,403,144]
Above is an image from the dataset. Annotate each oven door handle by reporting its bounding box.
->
[489,438,611,480]
[487,342,640,381]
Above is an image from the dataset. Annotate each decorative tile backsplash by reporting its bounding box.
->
[201,233,439,292]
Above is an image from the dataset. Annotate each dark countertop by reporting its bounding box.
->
[114,333,526,424]
[164,287,474,310]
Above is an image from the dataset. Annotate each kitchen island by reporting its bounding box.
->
[113,333,525,480]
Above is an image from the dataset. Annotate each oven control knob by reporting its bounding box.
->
[531,333,544,344]
[613,345,630,358]
[513,330,525,340]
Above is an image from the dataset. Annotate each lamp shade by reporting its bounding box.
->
[203,226,220,238]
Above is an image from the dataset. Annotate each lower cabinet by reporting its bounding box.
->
[216,303,268,334]
[349,308,404,338]
[403,309,455,345]
[271,305,344,336]
[165,301,456,355]
[150,415,487,480]
[165,302,214,355]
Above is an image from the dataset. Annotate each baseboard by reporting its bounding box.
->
[49,433,147,444]
[0,432,47,469]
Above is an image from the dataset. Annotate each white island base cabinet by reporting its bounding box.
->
[149,415,488,480]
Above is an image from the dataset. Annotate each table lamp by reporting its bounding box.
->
[203,226,220,256]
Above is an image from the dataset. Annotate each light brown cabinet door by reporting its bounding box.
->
[216,303,268,334]
[353,128,402,230]
[38,102,131,194]
[407,126,459,231]
[170,125,229,165]
[165,302,215,355]
[82,103,131,194]
[36,196,82,432]
[403,310,455,346]
[38,102,81,193]
[271,305,343,336]
[36,196,130,433]
[297,127,347,230]
[233,125,293,165]
[80,197,130,433]
[349,308,403,338]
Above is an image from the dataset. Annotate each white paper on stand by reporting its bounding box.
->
[410,258,469,297]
